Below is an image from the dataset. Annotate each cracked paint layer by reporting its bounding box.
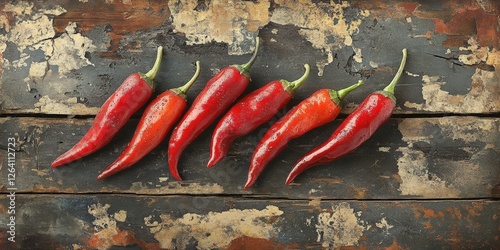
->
[87,203,137,249]
[458,37,500,78]
[168,0,269,55]
[1,1,95,74]
[353,1,500,49]
[312,202,367,248]
[376,217,394,235]
[396,117,498,198]
[121,181,224,195]
[145,205,283,249]
[403,68,500,113]
[168,0,369,75]
[271,1,369,76]
[33,95,99,115]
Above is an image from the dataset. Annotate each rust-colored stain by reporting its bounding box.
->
[87,228,137,249]
[351,187,368,199]
[52,0,170,57]
[414,0,499,48]
[445,207,463,220]
[384,239,408,250]
[423,221,432,229]
[432,8,499,48]
[413,205,445,219]
[226,236,291,250]
[353,0,500,48]
[86,227,161,250]
[85,227,161,250]
[397,2,419,14]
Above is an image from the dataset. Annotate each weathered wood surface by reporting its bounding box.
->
[1,0,499,249]
[1,195,499,249]
[1,1,499,116]
[0,116,499,199]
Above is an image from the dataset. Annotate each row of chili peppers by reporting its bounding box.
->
[52,37,408,188]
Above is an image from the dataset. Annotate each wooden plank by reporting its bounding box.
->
[1,0,499,116]
[1,1,499,249]
[1,116,498,199]
[1,195,498,249]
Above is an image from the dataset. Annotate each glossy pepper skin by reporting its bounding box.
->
[96,62,201,180]
[244,80,363,189]
[168,38,260,181]
[286,48,408,184]
[51,47,163,168]
[208,64,311,168]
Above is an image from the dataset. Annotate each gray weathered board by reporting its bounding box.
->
[1,0,499,249]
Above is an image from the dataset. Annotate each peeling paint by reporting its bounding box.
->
[375,217,394,235]
[1,1,95,75]
[168,0,369,74]
[271,1,369,76]
[114,210,127,222]
[87,203,137,249]
[122,181,224,195]
[33,95,100,115]
[397,119,460,198]
[458,37,500,77]
[28,61,49,81]
[168,0,269,55]
[49,22,96,74]
[404,68,500,113]
[146,205,283,249]
[378,147,390,152]
[397,117,498,197]
[4,2,64,51]
[314,202,367,248]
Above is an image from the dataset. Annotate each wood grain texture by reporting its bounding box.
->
[0,0,499,249]
[1,195,499,249]
[0,116,498,199]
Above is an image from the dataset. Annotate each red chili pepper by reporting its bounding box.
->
[244,80,363,189]
[168,38,261,181]
[208,64,311,168]
[51,47,164,168]
[286,48,408,184]
[96,61,201,180]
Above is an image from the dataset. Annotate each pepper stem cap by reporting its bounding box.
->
[337,80,364,100]
[329,80,364,107]
[383,48,407,95]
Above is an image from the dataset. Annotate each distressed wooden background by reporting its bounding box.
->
[1,0,499,249]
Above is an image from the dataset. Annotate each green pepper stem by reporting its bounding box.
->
[177,61,201,94]
[289,64,310,92]
[383,48,407,94]
[240,37,260,72]
[337,80,364,100]
[144,46,163,80]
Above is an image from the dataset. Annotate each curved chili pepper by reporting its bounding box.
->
[168,38,261,181]
[208,64,311,168]
[51,47,164,168]
[96,61,201,180]
[286,48,407,184]
[244,80,363,189]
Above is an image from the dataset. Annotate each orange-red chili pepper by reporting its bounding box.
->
[168,38,260,181]
[51,47,163,168]
[286,49,407,184]
[244,80,363,189]
[96,61,201,180]
[208,64,310,168]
